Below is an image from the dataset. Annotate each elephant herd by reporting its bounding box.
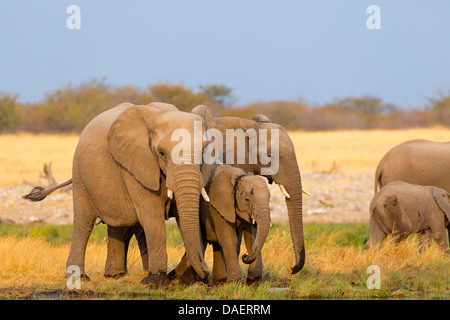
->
[23,102,449,287]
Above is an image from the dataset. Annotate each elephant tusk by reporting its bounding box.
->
[279,184,290,199]
[167,188,173,200]
[201,188,210,202]
[302,188,311,196]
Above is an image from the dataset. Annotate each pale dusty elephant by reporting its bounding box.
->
[103,104,307,279]
[375,139,450,193]
[374,139,450,248]
[24,102,211,285]
[170,164,271,284]
[192,105,306,274]
[365,181,450,252]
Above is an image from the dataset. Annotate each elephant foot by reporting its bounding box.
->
[104,271,127,279]
[246,276,262,286]
[211,278,227,286]
[141,272,171,286]
[169,266,206,285]
[64,272,90,281]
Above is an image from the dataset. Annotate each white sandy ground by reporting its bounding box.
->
[0,173,374,226]
[0,173,373,225]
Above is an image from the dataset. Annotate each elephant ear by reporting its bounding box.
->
[107,105,161,192]
[252,114,271,123]
[191,105,216,130]
[431,187,450,223]
[208,165,240,224]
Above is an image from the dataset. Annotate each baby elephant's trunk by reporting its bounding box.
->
[242,202,271,264]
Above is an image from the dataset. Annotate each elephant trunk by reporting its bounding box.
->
[276,152,305,274]
[172,165,209,280]
[242,201,271,264]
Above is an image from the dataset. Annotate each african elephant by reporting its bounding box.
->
[374,139,450,247]
[24,102,211,285]
[192,105,305,274]
[170,164,271,284]
[103,104,306,280]
[375,139,450,193]
[365,181,450,252]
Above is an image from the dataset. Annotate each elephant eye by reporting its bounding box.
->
[159,150,166,158]
[245,198,250,202]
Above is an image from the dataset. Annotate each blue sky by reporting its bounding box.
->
[1,1,450,108]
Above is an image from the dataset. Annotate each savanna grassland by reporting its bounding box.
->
[0,129,449,299]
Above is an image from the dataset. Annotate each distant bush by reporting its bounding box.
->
[0,79,448,133]
[0,92,22,133]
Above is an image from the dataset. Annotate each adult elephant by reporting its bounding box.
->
[372,139,450,247]
[24,102,210,285]
[102,104,306,279]
[374,140,450,193]
[194,105,306,274]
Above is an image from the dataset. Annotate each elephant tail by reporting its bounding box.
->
[23,178,73,202]
[374,165,383,195]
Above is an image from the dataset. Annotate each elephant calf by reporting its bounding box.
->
[366,181,450,252]
[171,164,271,284]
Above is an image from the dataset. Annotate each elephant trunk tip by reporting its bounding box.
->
[23,186,47,202]
[241,253,256,265]
[290,248,306,275]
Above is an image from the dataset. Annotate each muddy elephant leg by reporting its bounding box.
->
[243,226,263,285]
[212,243,227,283]
[104,226,133,278]
[66,184,97,280]
[131,223,148,271]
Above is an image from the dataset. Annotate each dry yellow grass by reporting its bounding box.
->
[0,229,447,299]
[290,126,450,174]
[2,128,450,187]
[0,133,78,187]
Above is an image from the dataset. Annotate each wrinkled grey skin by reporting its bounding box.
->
[366,181,450,252]
[375,139,450,193]
[170,164,271,284]
[104,104,305,280]
[24,102,211,285]
[373,139,450,251]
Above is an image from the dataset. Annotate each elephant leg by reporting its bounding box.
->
[216,231,241,282]
[137,206,171,286]
[429,221,449,253]
[365,218,388,249]
[131,223,148,271]
[418,229,432,252]
[66,184,97,280]
[168,252,203,285]
[447,224,450,253]
[243,226,263,285]
[212,243,227,283]
[104,225,133,278]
